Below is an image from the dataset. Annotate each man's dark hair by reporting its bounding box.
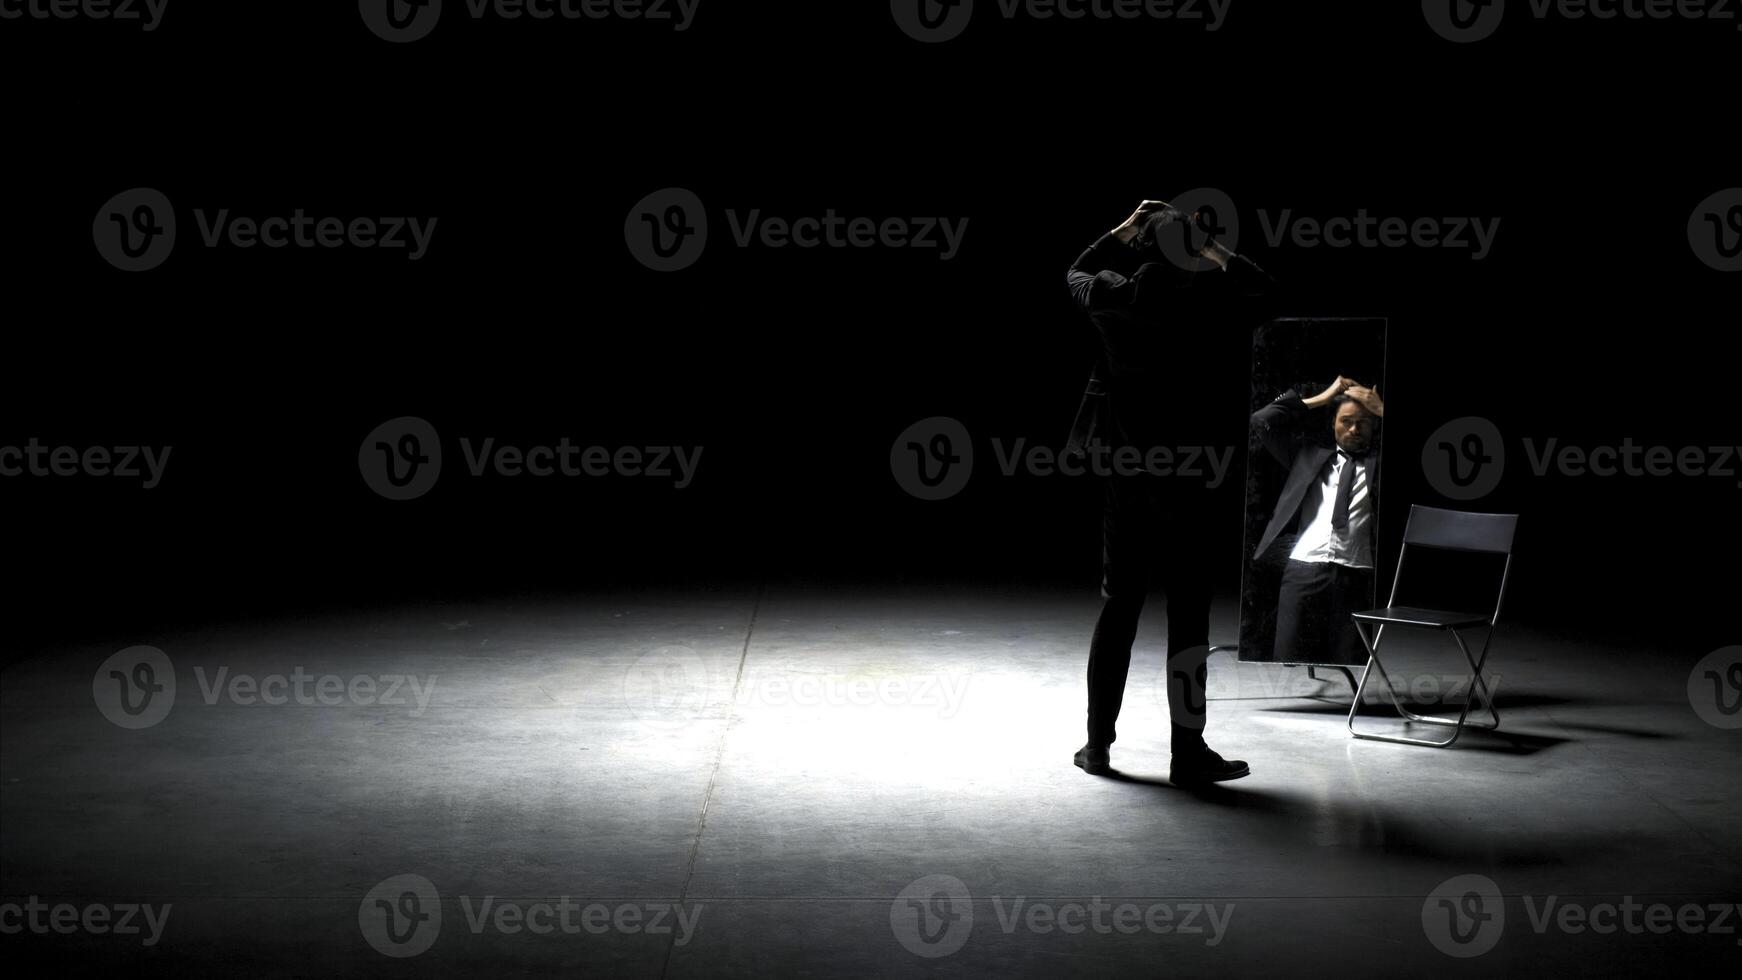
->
[1331,392,1377,417]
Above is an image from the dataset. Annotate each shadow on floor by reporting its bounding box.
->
[1091,766,1622,868]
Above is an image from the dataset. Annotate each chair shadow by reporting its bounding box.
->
[1254,691,1586,713]
[1252,688,1676,748]
[1252,702,1568,753]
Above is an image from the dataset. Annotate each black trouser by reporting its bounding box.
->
[1275,558,1375,666]
[1086,474,1214,749]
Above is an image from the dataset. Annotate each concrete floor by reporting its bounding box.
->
[2,585,1738,976]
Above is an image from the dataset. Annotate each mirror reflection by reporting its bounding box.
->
[1238,318,1387,666]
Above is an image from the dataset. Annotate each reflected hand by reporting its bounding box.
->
[1345,385,1384,418]
[1303,376,1360,409]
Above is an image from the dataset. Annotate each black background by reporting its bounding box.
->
[3,1,1737,658]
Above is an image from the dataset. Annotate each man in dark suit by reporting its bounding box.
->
[1251,377,1384,665]
[1064,199,1272,784]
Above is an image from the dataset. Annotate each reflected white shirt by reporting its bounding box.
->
[1289,449,1375,569]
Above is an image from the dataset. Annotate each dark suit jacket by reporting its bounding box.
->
[1250,390,1381,560]
[1064,233,1273,457]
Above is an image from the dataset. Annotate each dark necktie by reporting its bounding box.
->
[1331,451,1360,531]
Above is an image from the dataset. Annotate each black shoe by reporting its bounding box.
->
[1073,743,1111,776]
[1170,744,1250,785]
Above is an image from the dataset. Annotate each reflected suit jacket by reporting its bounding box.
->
[1249,390,1381,560]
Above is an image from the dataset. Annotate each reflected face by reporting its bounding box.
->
[1333,401,1376,453]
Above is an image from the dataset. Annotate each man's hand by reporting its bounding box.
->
[1111,200,1178,244]
[1345,384,1384,418]
[1302,376,1360,409]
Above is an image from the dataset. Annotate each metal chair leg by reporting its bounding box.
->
[1348,621,1499,747]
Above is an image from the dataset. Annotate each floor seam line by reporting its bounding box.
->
[658,581,763,978]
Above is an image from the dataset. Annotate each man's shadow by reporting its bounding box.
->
[1089,764,1622,867]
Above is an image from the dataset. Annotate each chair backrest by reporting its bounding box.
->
[1384,505,1521,628]
[1402,505,1518,555]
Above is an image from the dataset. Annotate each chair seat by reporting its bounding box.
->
[1350,605,1489,630]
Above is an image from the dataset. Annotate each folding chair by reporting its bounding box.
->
[1348,505,1518,747]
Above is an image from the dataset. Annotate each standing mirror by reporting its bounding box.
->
[1238,318,1388,667]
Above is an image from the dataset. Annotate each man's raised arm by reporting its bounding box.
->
[1065,200,1178,312]
[1251,376,1359,466]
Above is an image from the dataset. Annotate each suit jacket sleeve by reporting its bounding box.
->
[1066,233,1144,312]
[1251,390,1312,467]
